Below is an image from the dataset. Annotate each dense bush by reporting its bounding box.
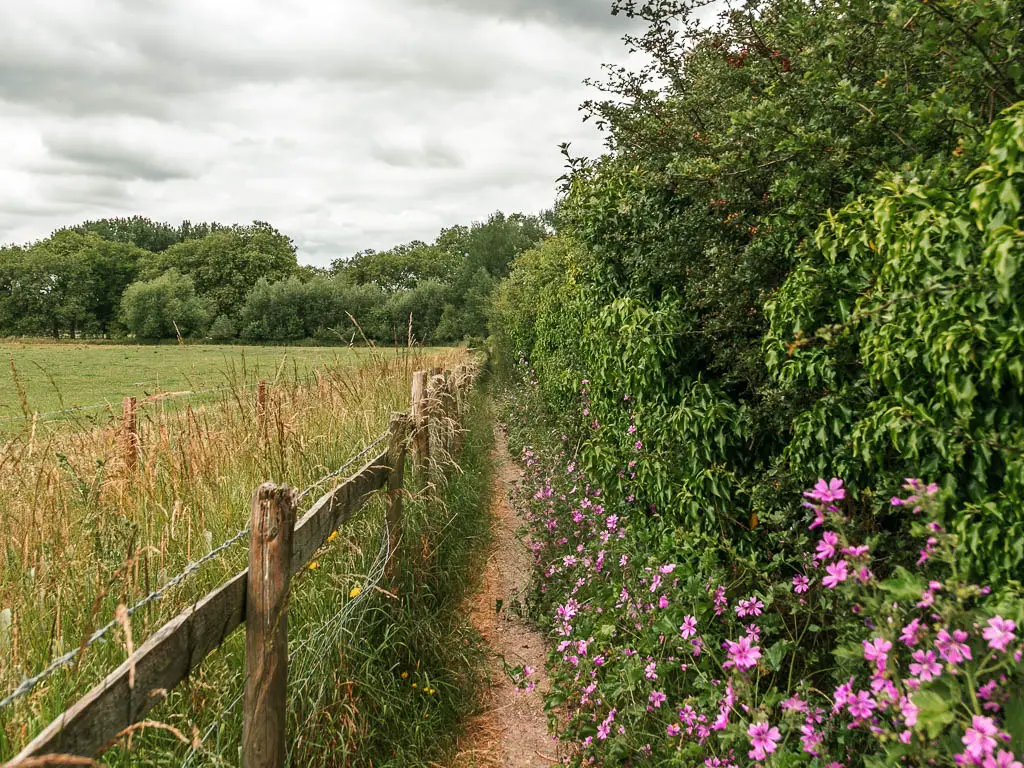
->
[492,0,1024,582]
[491,0,1024,764]
[503,375,1024,766]
[119,269,212,339]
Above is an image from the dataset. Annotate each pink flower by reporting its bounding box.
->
[822,559,849,589]
[666,723,681,737]
[658,595,670,609]
[900,696,919,728]
[909,649,941,681]
[804,478,845,504]
[900,618,922,647]
[962,715,999,761]
[833,678,855,712]
[801,722,823,756]
[649,690,667,708]
[936,628,972,664]
[793,574,810,593]
[985,751,1023,768]
[735,597,765,617]
[724,635,761,670]
[982,616,1016,652]
[679,615,698,639]
[847,690,876,720]
[815,531,839,561]
[747,721,781,761]
[781,696,808,713]
[863,637,892,669]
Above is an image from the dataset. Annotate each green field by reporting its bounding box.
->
[0,342,420,422]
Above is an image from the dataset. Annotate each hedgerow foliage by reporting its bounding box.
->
[492,0,1024,763]
[492,0,1024,582]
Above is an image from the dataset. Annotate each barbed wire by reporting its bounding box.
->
[0,432,391,712]
[0,383,259,425]
[0,402,111,424]
[297,433,388,503]
[180,517,394,764]
[0,527,252,712]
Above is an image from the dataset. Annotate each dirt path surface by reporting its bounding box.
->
[452,417,558,768]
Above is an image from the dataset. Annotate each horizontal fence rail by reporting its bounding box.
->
[3,362,478,768]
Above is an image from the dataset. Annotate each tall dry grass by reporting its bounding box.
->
[0,346,467,758]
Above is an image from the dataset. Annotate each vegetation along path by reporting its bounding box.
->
[453,406,556,768]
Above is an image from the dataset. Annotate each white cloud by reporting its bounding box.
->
[0,0,633,263]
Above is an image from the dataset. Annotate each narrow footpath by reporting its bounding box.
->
[452,415,558,768]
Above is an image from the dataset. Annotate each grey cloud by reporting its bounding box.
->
[38,133,197,181]
[425,0,624,29]
[0,4,554,119]
[0,0,622,262]
[369,139,464,169]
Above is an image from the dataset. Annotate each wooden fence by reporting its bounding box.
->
[5,363,478,768]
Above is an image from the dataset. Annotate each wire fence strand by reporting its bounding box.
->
[297,433,388,503]
[0,383,259,424]
[0,429,390,712]
[0,526,252,712]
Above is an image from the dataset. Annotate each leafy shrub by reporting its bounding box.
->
[493,0,1024,584]
[207,313,236,341]
[503,375,1024,767]
[120,269,211,339]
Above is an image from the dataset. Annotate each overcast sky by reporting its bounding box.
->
[0,0,637,265]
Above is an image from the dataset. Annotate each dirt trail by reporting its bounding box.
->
[452,417,558,768]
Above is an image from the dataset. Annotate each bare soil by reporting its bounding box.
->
[451,418,558,768]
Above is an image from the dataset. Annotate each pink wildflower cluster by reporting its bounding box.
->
[510,378,1024,768]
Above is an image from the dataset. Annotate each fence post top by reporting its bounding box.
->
[252,482,297,505]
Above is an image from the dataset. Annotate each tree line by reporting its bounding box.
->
[0,212,549,344]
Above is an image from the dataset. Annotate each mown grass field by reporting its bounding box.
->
[0,342,432,422]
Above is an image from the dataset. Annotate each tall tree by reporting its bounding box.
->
[148,221,298,318]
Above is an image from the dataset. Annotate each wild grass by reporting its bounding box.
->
[0,345,478,762]
[67,388,494,766]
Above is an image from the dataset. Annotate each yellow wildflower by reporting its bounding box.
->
[308,561,319,571]
[412,683,417,688]
[401,672,408,679]
[327,531,339,542]
[349,586,362,599]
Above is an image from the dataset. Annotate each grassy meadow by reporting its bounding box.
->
[0,342,433,427]
[0,342,488,765]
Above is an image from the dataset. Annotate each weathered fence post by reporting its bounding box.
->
[256,380,268,441]
[122,396,139,473]
[440,369,457,454]
[410,371,429,471]
[452,365,468,452]
[427,372,446,467]
[385,412,409,580]
[243,483,296,768]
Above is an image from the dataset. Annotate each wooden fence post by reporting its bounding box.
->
[385,413,409,580]
[410,371,429,472]
[256,380,268,441]
[243,483,296,768]
[427,372,446,474]
[440,369,457,454]
[122,396,138,473]
[452,365,468,452]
